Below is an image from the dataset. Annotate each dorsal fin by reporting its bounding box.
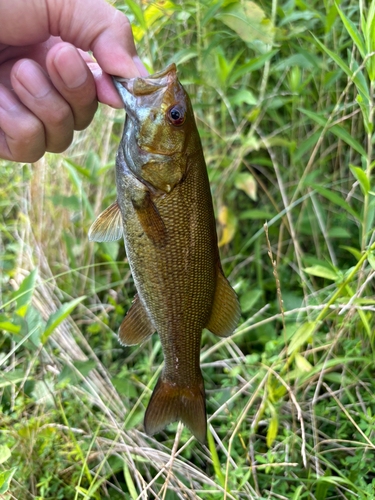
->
[206,268,241,337]
[88,201,123,242]
[118,295,155,346]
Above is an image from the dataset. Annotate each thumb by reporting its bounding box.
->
[50,0,147,78]
[0,0,147,79]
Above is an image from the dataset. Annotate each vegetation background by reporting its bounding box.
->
[1,0,375,498]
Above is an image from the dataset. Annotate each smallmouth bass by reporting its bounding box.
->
[89,64,240,443]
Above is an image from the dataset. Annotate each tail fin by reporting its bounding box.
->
[144,375,207,443]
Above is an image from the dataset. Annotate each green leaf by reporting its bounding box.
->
[299,108,367,158]
[288,322,316,354]
[229,89,257,106]
[126,0,146,30]
[325,4,338,34]
[349,164,370,195]
[335,3,366,59]
[368,252,375,271]
[0,321,20,334]
[239,209,274,220]
[292,485,304,500]
[365,1,375,81]
[207,427,227,489]
[123,462,138,500]
[216,1,274,45]
[0,370,28,388]
[295,353,313,373]
[266,402,278,447]
[240,289,262,313]
[14,268,37,317]
[0,467,17,494]
[0,446,11,465]
[304,265,338,280]
[169,48,198,66]
[340,246,362,260]
[312,34,369,100]
[202,0,224,27]
[228,50,278,86]
[234,172,257,200]
[41,296,86,343]
[308,183,361,221]
[74,360,97,377]
[327,227,351,238]
[315,471,331,500]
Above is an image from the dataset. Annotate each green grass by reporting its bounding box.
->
[2,0,375,498]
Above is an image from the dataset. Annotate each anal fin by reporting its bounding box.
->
[88,201,123,242]
[206,268,241,337]
[119,295,155,346]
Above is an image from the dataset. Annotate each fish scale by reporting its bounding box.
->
[88,63,241,443]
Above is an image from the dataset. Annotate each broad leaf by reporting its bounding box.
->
[349,164,370,195]
[304,265,338,280]
[288,322,316,354]
[234,172,257,200]
[41,297,86,343]
[0,446,11,465]
[14,268,37,317]
[216,1,274,45]
[0,467,17,494]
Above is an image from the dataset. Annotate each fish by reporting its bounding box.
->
[88,63,240,443]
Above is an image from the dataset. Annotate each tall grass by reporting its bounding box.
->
[1,0,375,498]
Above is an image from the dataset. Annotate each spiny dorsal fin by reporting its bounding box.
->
[88,201,123,242]
[131,191,166,245]
[144,374,207,443]
[206,268,241,337]
[118,295,155,346]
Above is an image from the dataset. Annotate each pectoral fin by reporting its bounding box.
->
[88,201,123,242]
[119,295,155,346]
[131,191,166,244]
[206,269,241,337]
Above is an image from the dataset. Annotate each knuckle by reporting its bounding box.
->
[18,117,43,143]
[48,103,72,126]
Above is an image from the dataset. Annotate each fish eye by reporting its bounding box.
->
[167,106,185,126]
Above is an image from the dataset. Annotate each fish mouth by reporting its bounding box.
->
[113,64,179,163]
[113,63,177,100]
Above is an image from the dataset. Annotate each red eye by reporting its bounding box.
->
[167,106,185,126]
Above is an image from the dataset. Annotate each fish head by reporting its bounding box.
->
[114,64,198,195]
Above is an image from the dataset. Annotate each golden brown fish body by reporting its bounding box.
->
[89,64,240,443]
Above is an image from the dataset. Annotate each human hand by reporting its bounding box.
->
[0,0,147,163]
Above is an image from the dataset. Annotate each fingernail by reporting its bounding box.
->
[55,46,88,89]
[87,62,102,79]
[16,60,51,98]
[133,56,149,77]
